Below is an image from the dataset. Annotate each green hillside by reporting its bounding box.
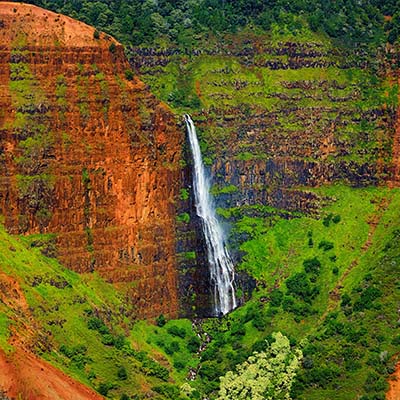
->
[2,1,400,399]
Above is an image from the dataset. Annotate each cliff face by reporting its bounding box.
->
[130,33,398,313]
[0,2,183,319]
[131,35,397,217]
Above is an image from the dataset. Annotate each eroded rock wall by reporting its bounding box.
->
[0,3,183,318]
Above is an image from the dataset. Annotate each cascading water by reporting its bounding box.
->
[185,115,237,316]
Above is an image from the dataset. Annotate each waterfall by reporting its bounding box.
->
[184,115,237,316]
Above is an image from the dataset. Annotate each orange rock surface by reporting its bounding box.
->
[387,362,400,400]
[0,348,104,400]
[0,2,183,319]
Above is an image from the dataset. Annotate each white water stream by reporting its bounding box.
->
[185,115,237,316]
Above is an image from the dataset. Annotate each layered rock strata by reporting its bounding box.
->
[0,2,183,318]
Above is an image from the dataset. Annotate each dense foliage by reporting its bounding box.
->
[218,332,302,400]
[21,0,399,47]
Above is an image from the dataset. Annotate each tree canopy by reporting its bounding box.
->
[21,0,399,47]
[218,332,303,400]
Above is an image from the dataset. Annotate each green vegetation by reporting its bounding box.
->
[218,332,302,400]
[0,223,192,399]
[27,0,395,48]
[177,212,190,224]
[2,2,400,400]
[183,186,400,399]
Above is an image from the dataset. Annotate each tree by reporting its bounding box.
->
[218,332,302,400]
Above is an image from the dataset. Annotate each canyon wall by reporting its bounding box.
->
[130,35,398,310]
[0,2,183,319]
[131,36,397,217]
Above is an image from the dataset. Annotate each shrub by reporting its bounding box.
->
[318,241,334,251]
[109,42,116,53]
[174,360,185,370]
[156,314,166,327]
[165,341,180,355]
[252,312,267,331]
[323,213,333,227]
[230,323,245,337]
[97,382,113,396]
[117,366,128,380]
[167,325,186,338]
[270,289,283,307]
[124,69,134,80]
[114,334,126,349]
[142,358,169,381]
[153,384,181,399]
[354,287,382,311]
[303,257,321,275]
[93,29,100,39]
[101,334,115,346]
[198,361,223,380]
[285,273,318,303]
[87,317,109,333]
[341,293,352,307]
[187,336,201,353]
[177,212,190,223]
[60,344,88,359]
[179,188,189,200]
[391,335,400,345]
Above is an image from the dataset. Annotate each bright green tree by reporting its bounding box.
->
[218,332,302,400]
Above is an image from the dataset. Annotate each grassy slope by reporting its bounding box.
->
[0,222,198,399]
[182,186,400,399]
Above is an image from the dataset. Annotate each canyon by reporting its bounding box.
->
[0,1,399,399]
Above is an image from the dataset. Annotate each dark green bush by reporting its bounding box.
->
[303,257,321,275]
[252,312,266,331]
[97,382,114,396]
[142,358,169,381]
[187,336,201,353]
[165,340,180,355]
[174,360,185,370]
[153,384,181,399]
[156,314,166,327]
[124,69,134,80]
[198,360,223,380]
[270,289,283,307]
[87,317,110,334]
[285,273,319,303]
[354,287,383,311]
[117,366,128,380]
[101,334,115,346]
[318,241,334,251]
[109,42,116,53]
[167,325,186,338]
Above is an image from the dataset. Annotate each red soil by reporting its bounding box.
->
[387,363,400,400]
[0,1,116,48]
[0,348,103,400]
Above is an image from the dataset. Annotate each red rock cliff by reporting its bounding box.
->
[0,2,183,318]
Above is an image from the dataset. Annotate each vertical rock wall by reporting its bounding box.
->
[0,3,183,318]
